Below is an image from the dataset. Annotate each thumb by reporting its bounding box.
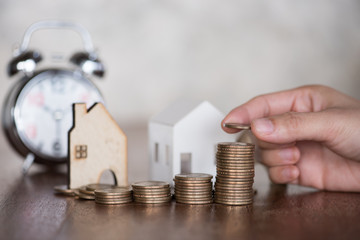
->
[251,110,344,145]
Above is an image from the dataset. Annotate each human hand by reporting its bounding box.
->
[222,85,360,192]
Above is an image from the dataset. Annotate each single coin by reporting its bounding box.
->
[174,173,213,181]
[216,152,254,157]
[214,192,253,199]
[86,183,116,191]
[216,164,254,170]
[95,187,132,196]
[134,196,172,204]
[79,186,95,195]
[95,199,133,205]
[215,184,253,190]
[133,190,171,196]
[175,195,213,201]
[174,182,213,188]
[214,199,253,206]
[175,189,213,194]
[78,192,96,200]
[216,159,254,164]
[216,176,254,181]
[224,123,251,130]
[218,142,254,147]
[175,192,213,197]
[173,178,212,184]
[216,167,254,173]
[54,185,76,196]
[217,150,255,154]
[132,181,170,189]
[217,148,255,152]
[215,189,253,195]
[176,199,213,205]
[215,181,253,187]
[133,194,172,200]
[216,174,254,179]
[216,162,254,168]
[217,154,254,158]
[216,156,254,161]
[217,145,255,149]
[95,195,133,200]
[174,180,212,185]
[133,193,171,198]
[95,196,133,201]
[215,181,253,186]
[175,188,211,193]
[217,169,255,175]
[132,187,170,192]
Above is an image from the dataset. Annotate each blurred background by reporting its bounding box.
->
[2,0,360,124]
[1,0,360,180]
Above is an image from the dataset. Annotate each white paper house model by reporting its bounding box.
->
[149,100,236,184]
[68,103,128,189]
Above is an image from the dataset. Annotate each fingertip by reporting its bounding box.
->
[221,117,241,134]
[269,165,299,184]
[278,146,300,164]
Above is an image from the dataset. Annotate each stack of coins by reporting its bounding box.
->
[214,142,255,205]
[174,173,213,205]
[95,187,133,205]
[132,181,172,204]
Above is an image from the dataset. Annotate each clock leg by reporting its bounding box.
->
[22,153,35,174]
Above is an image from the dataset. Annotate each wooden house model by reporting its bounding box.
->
[68,103,128,189]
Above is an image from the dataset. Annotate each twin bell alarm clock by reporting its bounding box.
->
[2,21,105,171]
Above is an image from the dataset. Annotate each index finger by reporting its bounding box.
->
[221,85,355,133]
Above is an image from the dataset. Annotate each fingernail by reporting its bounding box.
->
[278,148,294,163]
[253,118,274,135]
[282,167,298,181]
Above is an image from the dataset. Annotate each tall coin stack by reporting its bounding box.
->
[95,187,133,205]
[132,181,172,204]
[214,142,255,205]
[174,173,213,205]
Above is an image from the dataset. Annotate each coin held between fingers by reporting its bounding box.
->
[223,123,251,130]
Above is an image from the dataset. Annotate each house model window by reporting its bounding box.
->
[75,145,87,159]
[180,153,192,173]
[154,143,159,162]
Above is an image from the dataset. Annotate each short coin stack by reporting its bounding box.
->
[214,142,255,205]
[80,183,117,200]
[95,187,133,205]
[132,181,172,204]
[174,173,213,205]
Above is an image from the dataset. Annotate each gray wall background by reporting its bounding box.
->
[1,0,360,124]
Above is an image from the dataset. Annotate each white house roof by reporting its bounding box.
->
[150,99,220,126]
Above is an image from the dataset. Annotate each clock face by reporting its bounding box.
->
[13,70,104,162]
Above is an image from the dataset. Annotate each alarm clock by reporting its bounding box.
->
[2,21,105,171]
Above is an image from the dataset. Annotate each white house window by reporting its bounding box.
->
[180,153,192,173]
[165,145,170,166]
[155,142,159,162]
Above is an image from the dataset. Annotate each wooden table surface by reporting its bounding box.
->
[1,124,360,240]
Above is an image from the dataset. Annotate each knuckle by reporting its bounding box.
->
[280,112,303,132]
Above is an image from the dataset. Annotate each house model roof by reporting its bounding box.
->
[150,99,220,126]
